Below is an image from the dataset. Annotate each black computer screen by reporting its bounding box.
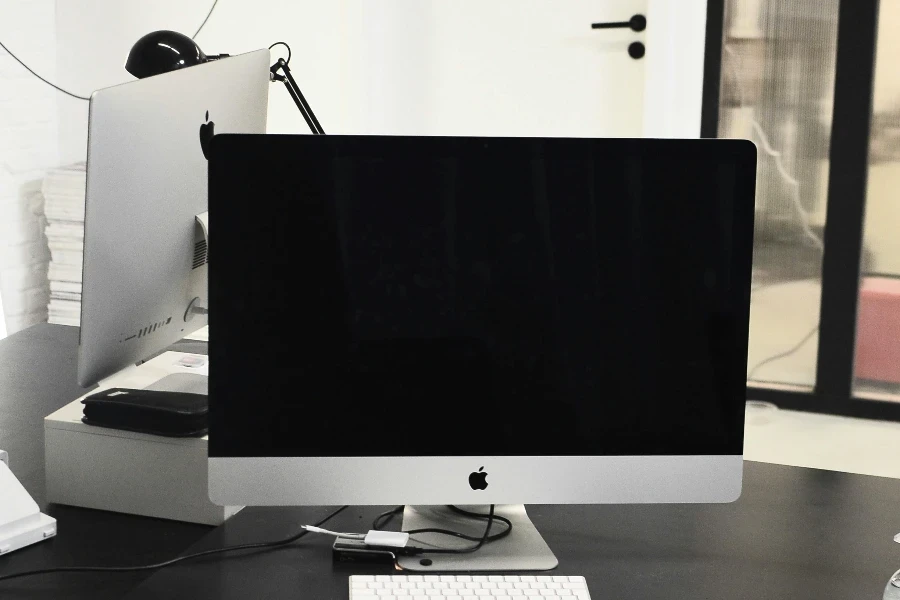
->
[209,135,755,458]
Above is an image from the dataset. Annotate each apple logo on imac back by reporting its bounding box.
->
[468,466,488,491]
[199,111,214,159]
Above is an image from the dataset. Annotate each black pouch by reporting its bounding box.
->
[81,388,208,437]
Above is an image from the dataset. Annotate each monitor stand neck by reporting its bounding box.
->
[396,505,558,572]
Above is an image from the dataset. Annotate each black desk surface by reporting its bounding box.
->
[1,324,898,599]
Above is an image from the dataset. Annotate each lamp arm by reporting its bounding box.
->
[270,59,325,135]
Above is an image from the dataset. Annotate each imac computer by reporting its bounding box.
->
[207,134,756,571]
[77,49,270,387]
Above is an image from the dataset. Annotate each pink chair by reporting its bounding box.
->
[854,277,900,384]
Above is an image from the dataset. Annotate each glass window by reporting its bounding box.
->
[719,0,839,388]
[854,2,900,402]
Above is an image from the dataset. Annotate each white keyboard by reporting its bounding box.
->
[349,574,591,599]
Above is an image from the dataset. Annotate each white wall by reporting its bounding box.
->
[643,0,708,138]
[55,0,710,161]
[0,0,710,336]
[0,0,58,336]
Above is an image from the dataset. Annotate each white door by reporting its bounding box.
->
[355,0,649,137]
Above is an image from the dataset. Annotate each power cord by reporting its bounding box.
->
[192,0,219,39]
[747,323,819,381]
[373,505,512,554]
[0,0,219,102]
[0,39,89,101]
[0,505,348,584]
[268,41,292,65]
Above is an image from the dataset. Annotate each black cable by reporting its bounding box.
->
[747,324,820,381]
[0,505,348,584]
[268,42,292,65]
[0,39,89,100]
[372,506,404,530]
[408,504,498,555]
[373,505,509,555]
[372,505,511,543]
[192,0,219,39]
[0,0,219,102]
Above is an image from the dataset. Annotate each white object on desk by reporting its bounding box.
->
[44,351,239,526]
[0,450,57,555]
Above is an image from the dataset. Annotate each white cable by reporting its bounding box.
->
[300,526,410,548]
[301,525,366,539]
[723,44,825,251]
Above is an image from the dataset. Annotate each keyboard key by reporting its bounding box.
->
[489,576,504,582]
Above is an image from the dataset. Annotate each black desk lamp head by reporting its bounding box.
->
[125,30,323,134]
[125,30,219,79]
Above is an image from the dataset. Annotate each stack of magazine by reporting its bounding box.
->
[44,163,86,326]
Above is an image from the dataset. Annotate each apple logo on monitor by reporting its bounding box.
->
[468,466,488,490]
[199,111,215,159]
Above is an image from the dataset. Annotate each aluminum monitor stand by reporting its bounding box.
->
[397,505,558,572]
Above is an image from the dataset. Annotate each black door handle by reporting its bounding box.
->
[591,14,646,31]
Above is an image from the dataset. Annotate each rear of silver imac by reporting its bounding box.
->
[78,49,270,387]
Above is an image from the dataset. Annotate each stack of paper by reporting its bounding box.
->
[43,164,86,326]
